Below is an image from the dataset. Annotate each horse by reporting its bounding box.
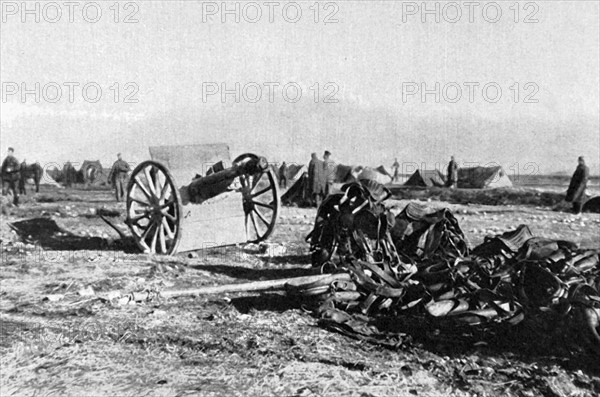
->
[18,162,43,194]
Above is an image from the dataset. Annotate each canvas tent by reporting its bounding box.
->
[286,164,305,180]
[457,166,513,189]
[80,160,108,185]
[333,164,358,183]
[404,169,447,188]
[358,167,392,185]
[47,166,63,183]
[282,163,395,206]
[40,167,62,187]
[375,165,394,179]
[281,163,358,206]
[281,172,309,206]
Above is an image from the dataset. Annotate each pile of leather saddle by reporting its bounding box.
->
[303,180,600,353]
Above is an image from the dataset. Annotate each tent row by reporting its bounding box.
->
[281,163,513,206]
[281,163,395,206]
[48,160,112,186]
[404,166,513,189]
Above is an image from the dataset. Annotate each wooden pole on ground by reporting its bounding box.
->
[111,273,351,304]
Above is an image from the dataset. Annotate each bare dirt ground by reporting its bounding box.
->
[1,185,599,397]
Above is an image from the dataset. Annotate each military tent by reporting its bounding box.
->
[287,164,306,183]
[281,172,309,206]
[286,164,304,179]
[582,196,600,213]
[334,164,358,183]
[457,166,512,189]
[47,166,63,183]
[375,165,394,179]
[358,167,392,185]
[80,160,109,185]
[40,167,62,187]
[404,169,447,188]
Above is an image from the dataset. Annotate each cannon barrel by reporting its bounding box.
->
[187,155,268,202]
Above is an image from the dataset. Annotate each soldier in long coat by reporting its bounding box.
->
[323,150,335,197]
[446,155,458,188]
[307,153,325,207]
[565,156,589,214]
[278,162,288,189]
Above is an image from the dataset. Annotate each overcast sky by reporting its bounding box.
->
[1,1,598,175]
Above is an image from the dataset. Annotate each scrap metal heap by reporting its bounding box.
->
[302,180,600,353]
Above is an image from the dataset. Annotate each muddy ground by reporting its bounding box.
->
[1,186,599,397]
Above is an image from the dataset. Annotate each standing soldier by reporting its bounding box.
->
[392,158,400,183]
[278,161,288,189]
[446,155,458,188]
[1,147,21,205]
[566,156,589,215]
[323,150,335,197]
[109,153,131,202]
[307,153,325,207]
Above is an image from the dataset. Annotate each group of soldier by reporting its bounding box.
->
[0,147,44,206]
[307,150,336,207]
[277,150,335,207]
[1,145,593,214]
[0,148,131,204]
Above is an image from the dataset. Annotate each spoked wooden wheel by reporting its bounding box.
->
[126,161,182,254]
[235,153,280,243]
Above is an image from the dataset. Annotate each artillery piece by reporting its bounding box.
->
[125,144,280,255]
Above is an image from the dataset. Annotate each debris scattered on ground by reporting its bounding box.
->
[305,180,600,354]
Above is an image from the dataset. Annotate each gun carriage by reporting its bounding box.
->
[125,144,280,254]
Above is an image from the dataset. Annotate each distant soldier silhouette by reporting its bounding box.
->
[307,153,325,207]
[566,156,589,215]
[278,162,288,189]
[392,158,400,183]
[323,150,335,197]
[1,147,20,205]
[109,153,131,202]
[446,155,458,188]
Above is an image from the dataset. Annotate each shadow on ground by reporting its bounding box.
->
[8,217,137,253]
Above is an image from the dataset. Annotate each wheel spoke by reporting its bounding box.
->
[163,211,177,223]
[154,170,162,197]
[150,220,159,252]
[130,196,150,206]
[250,211,261,239]
[144,166,158,197]
[245,213,249,238]
[159,180,171,202]
[251,172,263,190]
[134,177,153,201]
[253,208,270,226]
[130,213,151,224]
[140,220,155,243]
[253,201,274,210]
[250,186,271,198]
[160,199,176,210]
[162,217,175,239]
[158,223,167,253]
